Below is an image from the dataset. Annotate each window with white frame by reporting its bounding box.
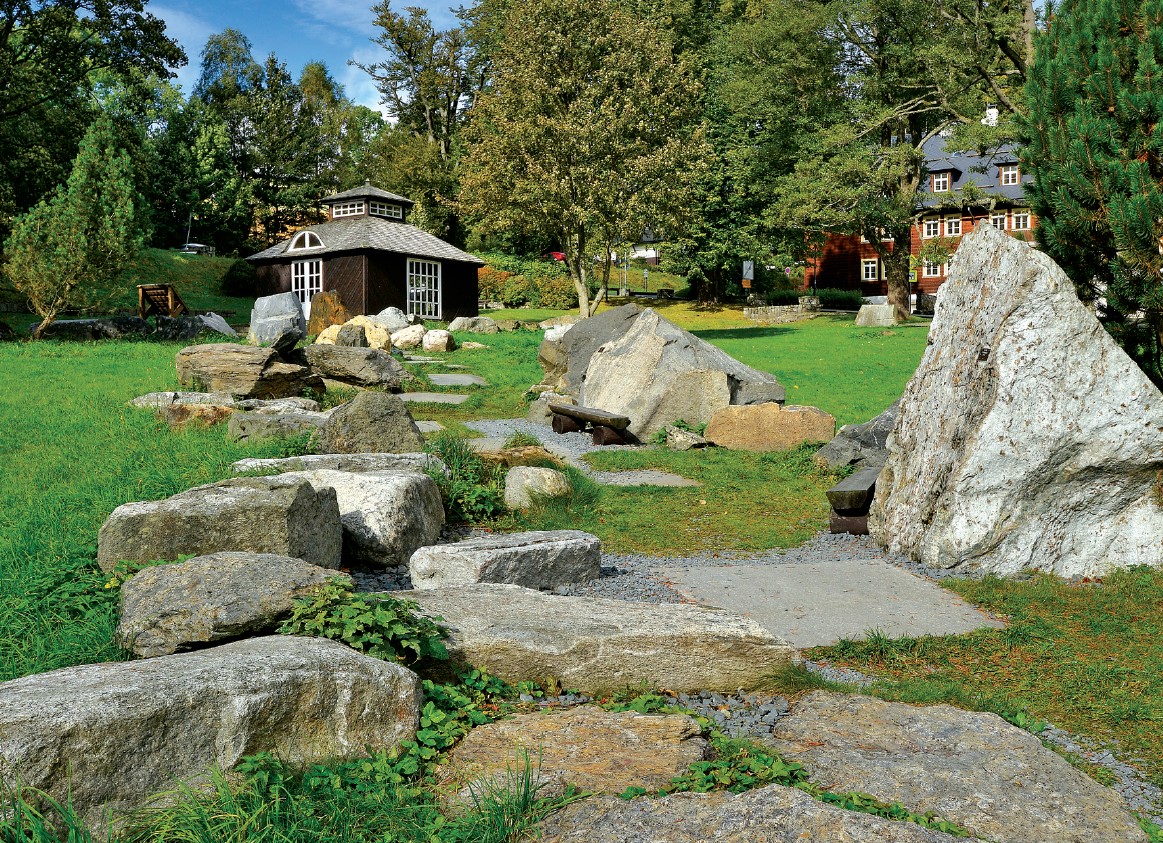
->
[369,201,403,220]
[990,212,1008,231]
[330,201,366,218]
[291,259,322,309]
[862,259,880,281]
[1000,164,1020,186]
[931,172,950,192]
[922,218,940,239]
[1012,211,1031,230]
[944,216,962,236]
[922,261,943,278]
[288,231,323,251]
[407,258,441,319]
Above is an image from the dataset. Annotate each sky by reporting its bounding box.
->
[151,0,461,113]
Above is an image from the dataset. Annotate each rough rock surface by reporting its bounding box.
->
[335,324,368,347]
[765,692,1146,843]
[130,392,320,411]
[0,636,420,832]
[409,530,600,590]
[538,304,641,395]
[97,475,341,572]
[175,343,319,399]
[816,401,899,471]
[303,344,407,388]
[448,316,499,334]
[306,290,352,336]
[315,324,342,345]
[869,225,1163,576]
[665,426,707,451]
[705,404,835,452]
[153,314,238,341]
[582,309,786,438]
[854,303,896,327]
[391,324,427,349]
[504,466,572,510]
[538,784,964,843]
[117,552,348,657]
[422,329,456,352]
[227,409,327,442]
[247,292,306,347]
[283,469,444,569]
[37,317,152,340]
[232,452,446,475]
[374,307,412,333]
[156,403,235,429]
[399,584,793,694]
[441,706,706,800]
[314,391,426,454]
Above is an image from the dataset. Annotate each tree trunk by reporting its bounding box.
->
[882,236,913,323]
[31,310,58,340]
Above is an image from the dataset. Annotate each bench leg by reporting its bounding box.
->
[591,425,627,445]
[829,511,869,535]
[552,413,584,434]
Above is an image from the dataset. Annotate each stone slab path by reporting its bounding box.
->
[401,392,469,405]
[416,420,445,433]
[429,373,487,387]
[661,559,1003,648]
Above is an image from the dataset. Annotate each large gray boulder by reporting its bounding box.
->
[175,343,320,399]
[448,316,500,334]
[540,784,964,843]
[314,391,426,454]
[400,584,793,694]
[374,306,412,333]
[232,452,446,476]
[765,692,1146,843]
[869,225,1163,577]
[247,292,306,348]
[537,304,642,395]
[303,344,407,388]
[227,409,328,442]
[582,309,786,439]
[131,392,321,412]
[409,530,600,590]
[37,317,151,340]
[854,303,896,327]
[815,400,899,471]
[97,475,342,572]
[282,470,444,569]
[0,636,420,833]
[117,552,348,658]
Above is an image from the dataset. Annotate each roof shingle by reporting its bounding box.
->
[247,217,484,265]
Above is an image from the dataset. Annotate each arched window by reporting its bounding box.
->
[288,231,323,251]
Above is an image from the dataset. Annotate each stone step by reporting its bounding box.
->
[415,420,445,433]
[400,392,470,405]
[429,373,488,387]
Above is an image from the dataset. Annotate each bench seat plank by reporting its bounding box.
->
[549,403,631,430]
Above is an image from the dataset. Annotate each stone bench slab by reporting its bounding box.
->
[826,466,881,513]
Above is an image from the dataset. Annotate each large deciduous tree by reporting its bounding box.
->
[3,116,145,337]
[459,0,707,317]
[1022,0,1163,387]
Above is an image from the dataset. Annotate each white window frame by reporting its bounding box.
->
[944,216,962,236]
[331,201,366,218]
[931,172,950,192]
[922,260,943,278]
[861,258,880,281]
[1012,211,1031,231]
[291,259,323,316]
[922,218,940,239]
[288,231,323,252]
[369,201,403,220]
[407,258,442,319]
[990,212,1008,231]
[1000,164,1020,186]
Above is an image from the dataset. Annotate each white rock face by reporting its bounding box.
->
[854,304,896,327]
[375,307,412,333]
[232,452,446,476]
[504,466,572,510]
[422,329,456,352]
[869,225,1163,577]
[409,530,600,590]
[285,469,445,568]
[391,324,427,349]
[0,636,421,834]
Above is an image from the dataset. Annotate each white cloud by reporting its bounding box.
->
[344,46,389,116]
[152,4,217,93]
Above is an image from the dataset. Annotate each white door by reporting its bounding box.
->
[291,259,323,321]
[407,258,441,319]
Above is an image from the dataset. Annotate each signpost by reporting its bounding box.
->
[742,260,754,289]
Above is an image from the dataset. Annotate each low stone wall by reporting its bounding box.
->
[743,297,820,325]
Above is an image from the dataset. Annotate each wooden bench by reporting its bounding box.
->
[826,466,880,535]
[138,284,190,320]
[548,402,633,445]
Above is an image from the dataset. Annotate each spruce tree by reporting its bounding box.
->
[2,116,145,338]
[1022,0,1163,386]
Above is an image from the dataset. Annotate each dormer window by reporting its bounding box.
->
[331,201,365,218]
[1000,164,1020,186]
[288,231,323,251]
[931,172,950,192]
[369,201,403,220]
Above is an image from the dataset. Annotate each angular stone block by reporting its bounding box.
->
[409,530,600,590]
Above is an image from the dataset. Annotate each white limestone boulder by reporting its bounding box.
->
[391,324,427,349]
[408,530,600,590]
[504,466,572,510]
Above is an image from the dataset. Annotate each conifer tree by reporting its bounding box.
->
[1022,0,1163,385]
[3,117,145,338]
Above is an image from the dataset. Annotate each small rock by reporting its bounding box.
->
[156,403,235,429]
[374,307,411,333]
[854,303,897,327]
[302,345,407,388]
[226,409,326,442]
[461,341,488,350]
[448,316,500,334]
[391,324,427,349]
[344,315,393,350]
[504,466,572,510]
[334,324,368,347]
[314,392,426,454]
[665,426,707,451]
[422,329,456,352]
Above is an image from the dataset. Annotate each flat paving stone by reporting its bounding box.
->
[404,355,439,363]
[416,420,445,433]
[429,373,487,387]
[590,469,701,487]
[661,559,1003,648]
[400,392,470,405]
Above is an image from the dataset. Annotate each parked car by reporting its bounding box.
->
[542,251,566,262]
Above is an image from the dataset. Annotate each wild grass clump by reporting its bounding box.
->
[425,432,506,523]
[0,783,96,843]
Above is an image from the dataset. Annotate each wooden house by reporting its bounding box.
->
[248,183,483,321]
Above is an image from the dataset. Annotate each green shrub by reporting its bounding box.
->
[426,432,506,523]
[0,783,96,842]
[219,259,257,297]
[477,252,575,309]
[815,287,864,310]
[766,289,803,306]
[533,273,577,309]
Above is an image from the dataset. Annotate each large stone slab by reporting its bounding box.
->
[117,552,348,658]
[248,292,306,348]
[869,224,1163,577]
[705,403,835,452]
[816,400,899,471]
[303,344,407,388]
[283,470,444,569]
[314,391,426,454]
[226,409,328,442]
[306,289,352,336]
[441,706,705,800]
[0,637,420,833]
[232,452,446,476]
[399,584,793,694]
[582,309,786,438]
[826,466,881,513]
[448,316,499,334]
[538,303,643,395]
[854,303,896,327]
[97,475,341,572]
[765,692,1146,843]
[175,343,319,399]
[400,391,469,405]
[131,392,321,412]
[539,784,964,843]
[409,530,599,590]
